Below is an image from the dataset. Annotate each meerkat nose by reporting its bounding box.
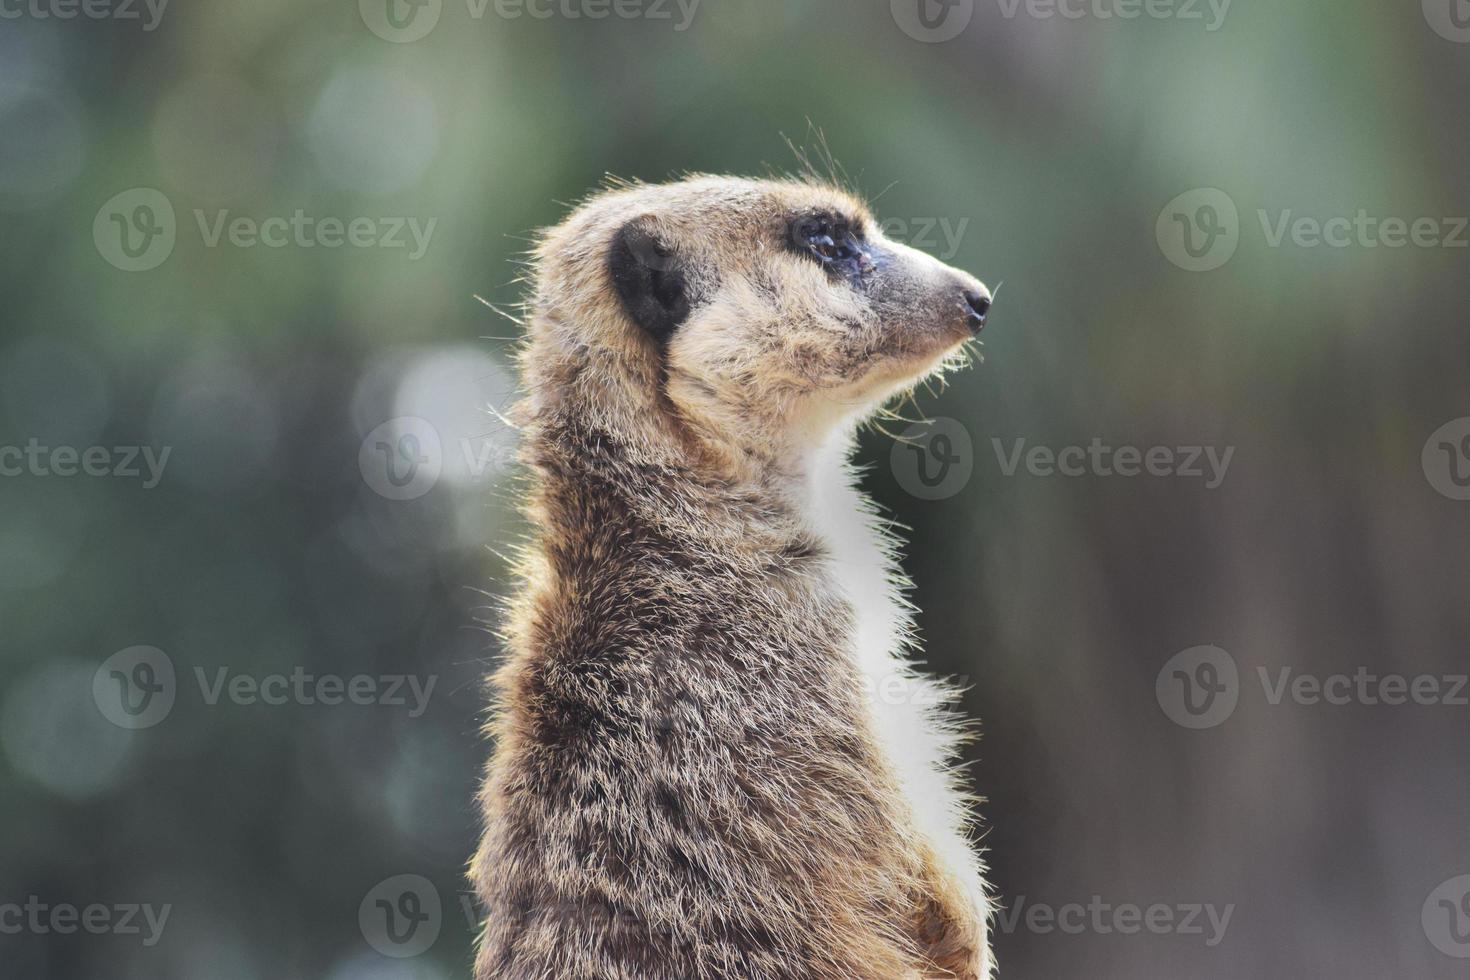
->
[962,289,992,332]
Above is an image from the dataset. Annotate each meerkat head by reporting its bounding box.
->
[524,175,992,477]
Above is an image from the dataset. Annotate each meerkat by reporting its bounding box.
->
[472,174,996,980]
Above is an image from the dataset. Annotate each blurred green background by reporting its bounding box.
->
[3,0,1469,977]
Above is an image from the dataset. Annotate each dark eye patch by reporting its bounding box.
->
[784,210,873,287]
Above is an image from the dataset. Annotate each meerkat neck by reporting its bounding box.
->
[523,411,809,560]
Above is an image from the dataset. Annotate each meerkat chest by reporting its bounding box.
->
[798,443,983,902]
[807,483,908,686]
[798,447,926,741]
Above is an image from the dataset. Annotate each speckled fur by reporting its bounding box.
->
[472,175,995,979]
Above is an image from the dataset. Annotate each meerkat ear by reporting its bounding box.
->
[609,219,690,344]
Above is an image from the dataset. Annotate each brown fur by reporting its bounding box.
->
[472,176,995,979]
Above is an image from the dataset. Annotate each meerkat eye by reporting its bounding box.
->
[802,219,854,258]
[810,231,853,261]
[790,213,869,283]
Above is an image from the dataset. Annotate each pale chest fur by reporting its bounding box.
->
[799,430,989,920]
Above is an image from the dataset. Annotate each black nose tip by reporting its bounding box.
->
[963,290,992,331]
